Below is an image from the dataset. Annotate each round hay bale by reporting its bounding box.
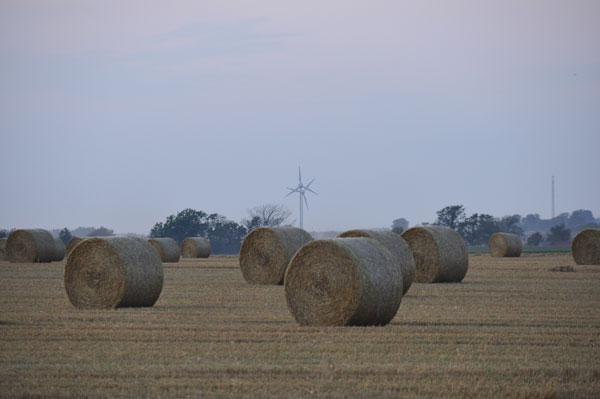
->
[488,232,522,257]
[571,228,600,265]
[284,237,403,326]
[64,236,164,309]
[338,229,415,295]
[53,238,65,261]
[181,237,211,258]
[6,229,56,263]
[401,225,469,283]
[148,237,181,262]
[0,238,7,261]
[66,237,83,256]
[239,226,313,285]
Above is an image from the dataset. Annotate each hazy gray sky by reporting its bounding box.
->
[1,0,599,233]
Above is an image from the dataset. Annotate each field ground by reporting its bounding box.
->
[467,245,571,253]
[1,254,599,398]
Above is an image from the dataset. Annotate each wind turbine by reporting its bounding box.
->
[285,167,317,229]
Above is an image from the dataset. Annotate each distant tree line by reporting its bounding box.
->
[150,204,292,255]
[2,226,115,243]
[431,205,521,245]
[392,206,598,246]
[520,210,598,233]
[50,226,115,242]
[2,204,291,255]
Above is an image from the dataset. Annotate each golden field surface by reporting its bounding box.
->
[1,253,599,398]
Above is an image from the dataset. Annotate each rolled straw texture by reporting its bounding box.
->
[66,237,83,256]
[148,237,181,262]
[0,238,6,261]
[53,238,65,261]
[181,237,211,258]
[488,232,522,257]
[401,225,469,283]
[64,236,164,309]
[284,237,403,326]
[6,229,56,263]
[239,226,313,285]
[571,228,600,265]
[338,229,415,294]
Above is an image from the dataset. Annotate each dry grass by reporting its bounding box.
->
[65,237,83,256]
[1,253,599,398]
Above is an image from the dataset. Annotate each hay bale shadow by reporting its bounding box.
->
[549,265,575,272]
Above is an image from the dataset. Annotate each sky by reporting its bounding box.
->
[1,0,599,234]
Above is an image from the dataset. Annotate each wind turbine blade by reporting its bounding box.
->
[298,166,302,184]
[285,189,298,197]
[306,187,318,195]
[305,178,315,188]
[303,194,309,209]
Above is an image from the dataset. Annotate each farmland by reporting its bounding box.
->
[1,253,599,398]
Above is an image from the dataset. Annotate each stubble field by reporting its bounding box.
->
[1,253,599,398]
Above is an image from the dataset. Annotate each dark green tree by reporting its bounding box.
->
[150,208,248,254]
[435,205,465,230]
[498,215,524,237]
[545,224,571,242]
[150,208,209,244]
[526,232,543,246]
[458,213,479,245]
[476,214,500,245]
[552,213,570,226]
[206,215,248,254]
[58,228,72,244]
[567,210,595,227]
[521,213,542,231]
[458,213,500,245]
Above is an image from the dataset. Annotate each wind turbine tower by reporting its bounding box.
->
[286,167,317,229]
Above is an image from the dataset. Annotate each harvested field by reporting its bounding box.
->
[1,253,599,398]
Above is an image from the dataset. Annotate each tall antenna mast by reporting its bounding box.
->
[285,166,317,229]
[551,175,555,219]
